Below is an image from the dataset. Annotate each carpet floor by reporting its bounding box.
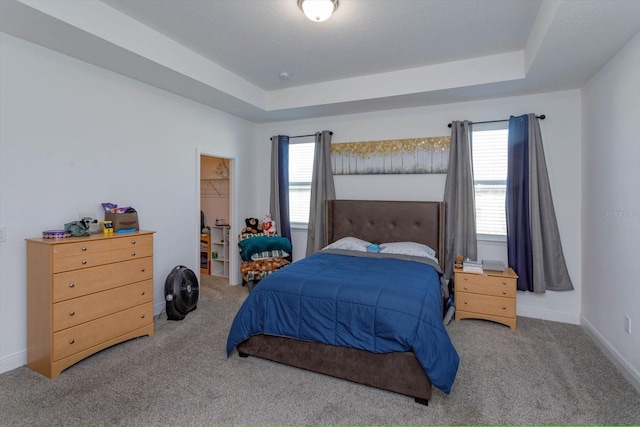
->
[0,275,639,426]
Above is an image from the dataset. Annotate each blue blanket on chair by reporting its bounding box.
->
[226,249,459,394]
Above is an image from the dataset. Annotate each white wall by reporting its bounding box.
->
[581,32,640,391]
[0,34,258,373]
[257,90,583,326]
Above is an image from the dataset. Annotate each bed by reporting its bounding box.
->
[226,200,459,405]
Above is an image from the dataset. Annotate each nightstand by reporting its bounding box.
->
[454,266,518,330]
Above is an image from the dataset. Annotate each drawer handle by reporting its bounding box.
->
[69,283,75,288]
[463,277,468,281]
[141,291,145,295]
[69,311,75,316]
[140,314,145,319]
[69,339,75,345]
[141,268,145,272]
[81,246,87,252]
[132,240,137,245]
[502,291,507,295]
[502,281,507,285]
[464,286,468,290]
[463,301,468,304]
[81,260,87,265]
[131,252,136,257]
[502,306,507,310]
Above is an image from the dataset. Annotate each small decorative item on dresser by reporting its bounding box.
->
[42,230,72,239]
[454,266,518,330]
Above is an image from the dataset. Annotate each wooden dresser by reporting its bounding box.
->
[26,230,155,377]
[454,266,518,330]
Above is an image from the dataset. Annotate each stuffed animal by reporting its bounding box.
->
[261,213,277,236]
[241,217,262,234]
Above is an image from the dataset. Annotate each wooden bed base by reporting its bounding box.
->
[236,200,446,404]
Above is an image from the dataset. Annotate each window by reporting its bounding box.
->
[472,125,508,237]
[288,142,315,225]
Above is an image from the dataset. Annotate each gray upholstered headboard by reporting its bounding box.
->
[325,200,446,269]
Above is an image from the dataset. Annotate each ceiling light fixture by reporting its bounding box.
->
[298,0,339,22]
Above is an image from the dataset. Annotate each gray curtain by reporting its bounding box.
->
[527,114,573,292]
[444,120,477,280]
[306,130,335,255]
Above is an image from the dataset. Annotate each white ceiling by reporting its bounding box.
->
[2,0,640,123]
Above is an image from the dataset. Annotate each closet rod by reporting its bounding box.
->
[268,131,333,141]
[447,114,545,128]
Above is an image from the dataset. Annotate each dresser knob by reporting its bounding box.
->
[69,311,75,316]
[81,260,87,265]
[141,268,145,272]
[463,277,468,281]
[140,314,145,319]
[69,339,75,344]
[69,283,75,288]
[141,291,145,295]
[464,286,468,290]
[502,306,506,310]
[132,240,136,244]
[502,281,507,285]
[131,252,136,257]
[464,301,468,304]
[81,246,87,251]
[502,291,507,295]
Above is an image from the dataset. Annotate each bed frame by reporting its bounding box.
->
[237,200,446,405]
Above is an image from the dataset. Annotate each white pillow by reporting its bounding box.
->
[379,241,437,259]
[323,237,371,252]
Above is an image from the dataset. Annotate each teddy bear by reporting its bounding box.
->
[241,217,262,234]
[260,213,277,236]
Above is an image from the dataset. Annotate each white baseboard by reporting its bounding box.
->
[581,316,640,394]
[517,305,581,325]
[0,349,27,375]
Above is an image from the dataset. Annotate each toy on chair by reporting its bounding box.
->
[261,213,277,236]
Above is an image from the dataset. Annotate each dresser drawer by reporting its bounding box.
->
[457,272,516,288]
[53,258,153,302]
[53,240,111,258]
[457,280,516,298]
[53,251,113,273]
[457,292,515,318]
[53,303,153,361]
[110,234,153,250]
[53,280,153,332]
[111,244,153,263]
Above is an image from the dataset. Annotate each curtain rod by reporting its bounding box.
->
[268,131,333,141]
[447,114,545,128]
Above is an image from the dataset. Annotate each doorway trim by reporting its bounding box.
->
[196,148,239,285]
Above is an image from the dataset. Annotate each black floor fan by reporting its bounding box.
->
[164,265,199,320]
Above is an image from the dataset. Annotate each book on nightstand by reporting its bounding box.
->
[482,260,506,272]
[462,259,483,273]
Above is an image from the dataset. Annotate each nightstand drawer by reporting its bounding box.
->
[457,272,516,289]
[457,280,516,298]
[457,292,515,318]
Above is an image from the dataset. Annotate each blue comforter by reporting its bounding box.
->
[226,249,459,394]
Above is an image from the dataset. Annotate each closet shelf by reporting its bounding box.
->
[201,178,229,198]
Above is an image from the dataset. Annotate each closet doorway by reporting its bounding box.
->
[199,154,233,284]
